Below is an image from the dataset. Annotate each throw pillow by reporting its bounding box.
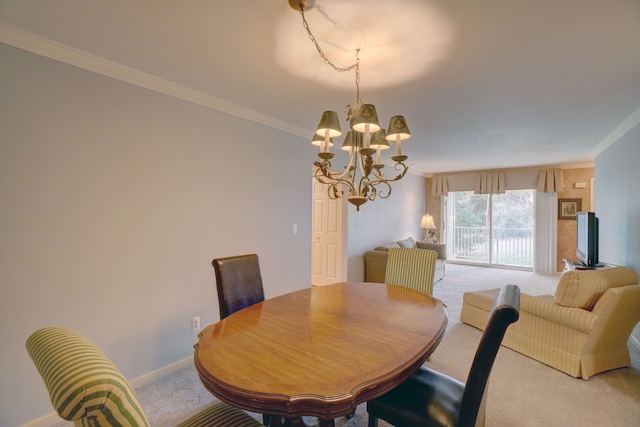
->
[554,267,639,310]
[396,237,416,248]
[374,242,401,252]
[416,242,447,260]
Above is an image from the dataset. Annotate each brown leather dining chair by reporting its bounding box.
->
[212,253,270,425]
[212,253,266,320]
[367,284,521,427]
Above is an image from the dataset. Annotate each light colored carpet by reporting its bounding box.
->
[52,263,640,426]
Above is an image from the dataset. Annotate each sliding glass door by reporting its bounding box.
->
[444,190,535,268]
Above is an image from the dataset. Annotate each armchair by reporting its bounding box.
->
[460,266,640,379]
[26,326,261,426]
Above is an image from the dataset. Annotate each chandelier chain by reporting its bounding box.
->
[298,7,358,74]
[298,6,361,106]
[354,49,361,104]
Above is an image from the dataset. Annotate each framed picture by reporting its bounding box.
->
[558,198,582,220]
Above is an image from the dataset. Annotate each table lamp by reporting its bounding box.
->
[420,214,438,243]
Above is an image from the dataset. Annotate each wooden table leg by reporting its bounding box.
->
[318,419,335,427]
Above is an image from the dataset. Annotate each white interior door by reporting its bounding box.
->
[311,179,347,286]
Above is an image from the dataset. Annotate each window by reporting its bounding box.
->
[445,190,535,268]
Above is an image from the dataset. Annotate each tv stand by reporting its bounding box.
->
[562,259,614,272]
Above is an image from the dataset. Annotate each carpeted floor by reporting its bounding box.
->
[52,263,640,426]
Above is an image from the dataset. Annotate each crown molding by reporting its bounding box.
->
[592,106,640,157]
[0,24,311,139]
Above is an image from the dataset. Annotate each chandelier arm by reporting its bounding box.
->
[356,175,368,201]
[390,161,410,181]
[329,176,357,197]
[326,182,345,200]
[376,162,409,183]
[356,150,370,184]
[369,184,379,201]
[314,168,345,199]
[314,159,339,184]
[314,168,346,201]
[331,147,356,180]
[315,159,357,197]
[374,180,392,199]
[354,153,369,196]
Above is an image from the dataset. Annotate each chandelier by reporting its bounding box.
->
[289,0,412,211]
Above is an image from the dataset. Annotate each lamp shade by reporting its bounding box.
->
[420,214,437,230]
[386,115,412,140]
[351,104,381,133]
[340,131,357,151]
[370,129,389,149]
[311,133,334,147]
[315,111,342,137]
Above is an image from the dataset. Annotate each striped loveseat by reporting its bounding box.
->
[26,326,261,426]
[460,266,640,379]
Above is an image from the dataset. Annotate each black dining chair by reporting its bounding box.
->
[367,284,520,427]
[212,253,270,425]
[212,253,266,320]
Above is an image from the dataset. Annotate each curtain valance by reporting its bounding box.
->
[537,168,564,192]
[431,175,449,196]
[431,167,564,194]
[474,172,506,194]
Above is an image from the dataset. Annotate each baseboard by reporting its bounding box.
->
[19,413,61,427]
[129,356,192,388]
[20,356,192,427]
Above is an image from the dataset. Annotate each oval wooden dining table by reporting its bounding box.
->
[194,281,448,427]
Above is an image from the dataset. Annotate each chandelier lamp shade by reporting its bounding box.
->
[289,0,412,210]
[311,133,334,149]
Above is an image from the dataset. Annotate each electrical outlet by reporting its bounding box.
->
[191,316,200,332]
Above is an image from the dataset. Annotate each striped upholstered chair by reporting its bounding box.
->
[385,247,438,295]
[26,326,262,427]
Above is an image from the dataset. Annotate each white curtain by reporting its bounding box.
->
[474,172,506,194]
[534,191,558,273]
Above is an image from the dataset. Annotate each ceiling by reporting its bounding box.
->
[1,0,639,175]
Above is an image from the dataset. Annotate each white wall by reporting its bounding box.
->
[594,121,640,344]
[0,44,316,426]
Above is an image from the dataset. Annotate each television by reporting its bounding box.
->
[576,211,599,267]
